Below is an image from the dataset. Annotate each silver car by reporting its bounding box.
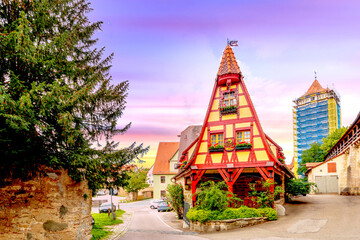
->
[99,202,116,213]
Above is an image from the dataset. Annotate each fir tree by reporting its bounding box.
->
[0,0,148,191]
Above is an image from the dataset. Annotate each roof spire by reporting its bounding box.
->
[217,44,241,76]
[303,79,326,96]
[314,70,317,80]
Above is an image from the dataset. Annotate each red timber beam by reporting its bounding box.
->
[190,169,206,207]
[218,168,244,193]
[256,166,275,193]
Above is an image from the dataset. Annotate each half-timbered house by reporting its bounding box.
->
[174,44,294,206]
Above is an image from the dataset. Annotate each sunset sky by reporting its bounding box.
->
[88,0,360,168]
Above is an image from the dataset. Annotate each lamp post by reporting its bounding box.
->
[110,188,115,220]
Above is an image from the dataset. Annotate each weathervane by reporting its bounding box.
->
[227,38,238,47]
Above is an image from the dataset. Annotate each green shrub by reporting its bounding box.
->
[188,206,267,222]
[216,206,261,220]
[257,207,278,221]
[186,208,215,223]
[286,178,316,200]
[216,208,239,220]
[166,183,184,219]
[195,181,242,212]
[248,179,284,208]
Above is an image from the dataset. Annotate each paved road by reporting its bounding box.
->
[202,195,360,240]
[115,195,360,240]
[119,200,207,240]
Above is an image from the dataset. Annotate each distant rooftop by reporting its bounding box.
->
[303,79,328,97]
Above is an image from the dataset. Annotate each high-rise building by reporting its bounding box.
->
[293,79,341,176]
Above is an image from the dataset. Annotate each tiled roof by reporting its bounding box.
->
[153,142,179,175]
[178,125,202,161]
[303,80,327,96]
[286,157,294,171]
[217,45,241,76]
[305,162,322,169]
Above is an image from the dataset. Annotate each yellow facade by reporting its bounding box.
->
[328,98,338,134]
[212,153,223,164]
[208,111,220,122]
[199,142,208,153]
[236,151,250,162]
[153,174,175,199]
[226,125,233,138]
[253,137,264,149]
[239,107,252,118]
[255,151,269,161]
[222,114,237,121]
[195,154,206,164]
[235,123,250,128]
[239,95,248,106]
[210,126,223,131]
[212,99,219,110]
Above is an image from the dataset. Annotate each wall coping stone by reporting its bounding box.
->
[190,217,267,232]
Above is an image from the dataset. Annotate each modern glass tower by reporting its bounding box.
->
[292,79,341,176]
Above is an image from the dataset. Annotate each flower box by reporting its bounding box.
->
[219,105,237,115]
[235,144,252,150]
[209,147,224,153]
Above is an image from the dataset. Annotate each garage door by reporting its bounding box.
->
[315,175,338,194]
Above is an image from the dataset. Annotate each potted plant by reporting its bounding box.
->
[180,160,188,169]
[235,142,252,150]
[208,143,224,152]
[219,104,237,114]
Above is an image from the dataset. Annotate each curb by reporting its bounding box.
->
[105,211,134,240]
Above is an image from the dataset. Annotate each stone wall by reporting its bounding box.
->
[339,143,360,195]
[190,217,267,232]
[0,167,92,240]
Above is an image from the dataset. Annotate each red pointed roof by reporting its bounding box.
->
[303,79,327,96]
[153,142,179,175]
[217,45,241,76]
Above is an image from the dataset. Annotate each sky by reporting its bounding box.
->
[88,0,360,168]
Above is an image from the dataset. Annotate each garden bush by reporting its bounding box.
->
[216,206,261,220]
[285,178,316,201]
[186,208,215,223]
[257,207,278,221]
[187,206,276,222]
[195,181,242,211]
[166,183,184,219]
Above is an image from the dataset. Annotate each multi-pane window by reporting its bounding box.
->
[223,91,236,106]
[211,133,224,146]
[160,176,165,183]
[161,190,166,198]
[236,131,250,144]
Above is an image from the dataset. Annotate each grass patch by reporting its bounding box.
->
[91,209,125,240]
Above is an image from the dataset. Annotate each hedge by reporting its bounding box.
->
[187,206,278,223]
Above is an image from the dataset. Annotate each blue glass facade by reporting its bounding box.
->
[296,100,329,163]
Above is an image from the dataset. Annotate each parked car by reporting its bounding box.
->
[99,202,116,213]
[110,188,118,196]
[96,189,107,196]
[149,199,163,209]
[157,201,171,212]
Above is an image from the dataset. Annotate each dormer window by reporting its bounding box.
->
[223,91,236,106]
[220,91,237,114]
